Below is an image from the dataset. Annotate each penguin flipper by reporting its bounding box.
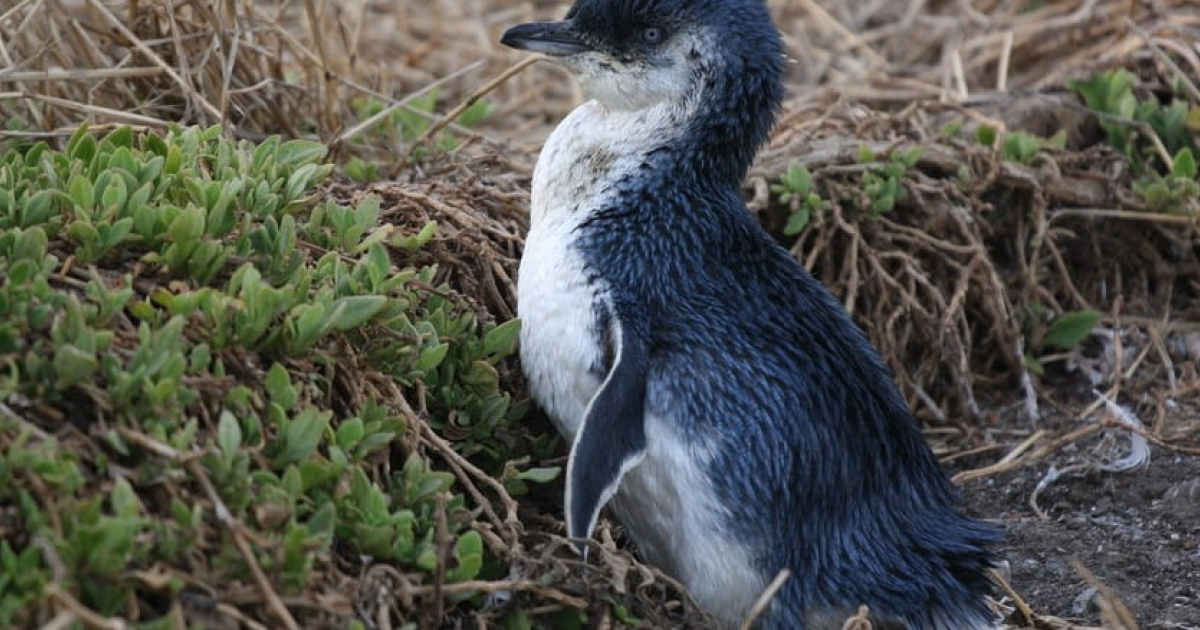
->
[564,310,648,545]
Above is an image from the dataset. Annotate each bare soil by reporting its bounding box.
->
[953,422,1200,629]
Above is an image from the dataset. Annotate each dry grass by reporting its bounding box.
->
[747,0,1200,425]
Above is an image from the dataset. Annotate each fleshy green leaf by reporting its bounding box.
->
[275,139,328,167]
[54,344,97,388]
[445,530,484,582]
[274,408,331,466]
[1044,310,1100,350]
[265,363,298,411]
[483,319,521,357]
[1172,148,1197,180]
[515,467,561,483]
[218,411,242,455]
[413,342,449,373]
[326,295,387,331]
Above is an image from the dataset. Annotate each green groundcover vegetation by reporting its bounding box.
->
[0,125,552,627]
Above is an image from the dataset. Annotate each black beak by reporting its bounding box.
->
[500,20,592,56]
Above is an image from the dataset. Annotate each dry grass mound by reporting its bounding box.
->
[743,0,1200,426]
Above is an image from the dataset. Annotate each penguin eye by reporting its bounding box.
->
[641,27,663,44]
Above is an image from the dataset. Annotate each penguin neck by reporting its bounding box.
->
[673,71,780,188]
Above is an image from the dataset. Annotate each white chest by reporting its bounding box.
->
[517,222,603,438]
[518,98,764,628]
[526,100,670,225]
[518,100,668,437]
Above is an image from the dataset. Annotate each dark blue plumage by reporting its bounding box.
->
[502,1,1001,628]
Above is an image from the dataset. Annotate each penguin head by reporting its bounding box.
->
[500,0,783,119]
[502,0,784,184]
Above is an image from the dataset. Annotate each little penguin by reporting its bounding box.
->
[500,0,1002,628]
